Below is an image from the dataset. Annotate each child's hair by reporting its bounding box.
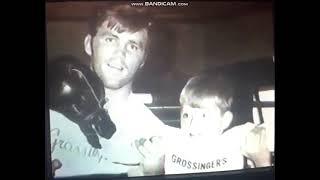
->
[180,73,234,114]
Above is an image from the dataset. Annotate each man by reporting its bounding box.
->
[49,5,176,177]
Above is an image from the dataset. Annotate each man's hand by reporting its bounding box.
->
[135,136,165,176]
[241,125,271,167]
[52,159,62,176]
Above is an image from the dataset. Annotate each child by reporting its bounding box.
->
[134,74,272,176]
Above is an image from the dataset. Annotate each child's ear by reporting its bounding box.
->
[221,111,233,132]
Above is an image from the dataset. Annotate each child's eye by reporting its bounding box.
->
[183,113,189,119]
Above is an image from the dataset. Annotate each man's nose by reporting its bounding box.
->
[113,47,126,59]
[115,42,128,57]
[108,45,126,64]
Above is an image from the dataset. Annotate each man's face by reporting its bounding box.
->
[180,101,224,137]
[87,20,148,89]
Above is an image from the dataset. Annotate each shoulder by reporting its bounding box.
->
[223,122,257,144]
[128,93,182,135]
[49,109,67,123]
[129,94,162,122]
[49,110,78,129]
[225,122,256,136]
[49,109,63,119]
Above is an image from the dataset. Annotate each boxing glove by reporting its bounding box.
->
[48,55,116,149]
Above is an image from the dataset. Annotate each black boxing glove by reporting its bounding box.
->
[48,56,116,149]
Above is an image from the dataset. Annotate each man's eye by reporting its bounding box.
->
[105,37,115,43]
[128,44,139,51]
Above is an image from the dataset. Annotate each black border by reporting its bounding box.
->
[44,0,277,180]
[5,0,45,179]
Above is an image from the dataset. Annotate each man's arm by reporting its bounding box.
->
[131,137,166,176]
[241,125,272,167]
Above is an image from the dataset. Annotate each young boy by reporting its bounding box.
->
[136,73,271,175]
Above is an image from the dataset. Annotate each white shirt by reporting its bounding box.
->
[50,93,172,177]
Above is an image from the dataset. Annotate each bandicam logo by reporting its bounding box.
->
[131,2,189,7]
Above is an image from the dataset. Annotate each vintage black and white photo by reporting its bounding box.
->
[46,1,274,178]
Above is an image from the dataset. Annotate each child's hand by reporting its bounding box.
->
[241,125,271,167]
[135,136,165,175]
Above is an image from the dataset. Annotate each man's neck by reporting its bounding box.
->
[104,82,132,105]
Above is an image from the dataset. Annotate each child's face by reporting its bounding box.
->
[180,99,225,137]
